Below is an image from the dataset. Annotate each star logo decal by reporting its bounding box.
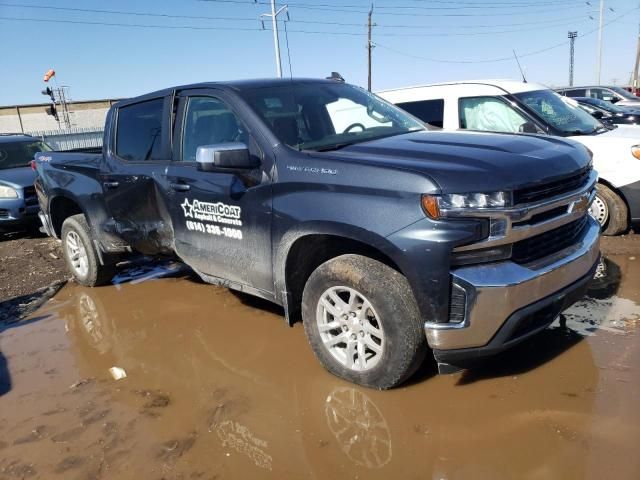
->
[181,198,194,218]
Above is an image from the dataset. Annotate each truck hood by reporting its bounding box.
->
[0,167,36,190]
[317,130,590,194]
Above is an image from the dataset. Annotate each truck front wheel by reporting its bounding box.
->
[61,214,116,287]
[302,254,427,389]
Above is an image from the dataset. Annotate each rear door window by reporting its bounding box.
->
[561,89,586,97]
[116,98,164,161]
[590,88,616,102]
[396,99,444,128]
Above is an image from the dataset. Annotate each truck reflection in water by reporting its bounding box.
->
[324,387,392,469]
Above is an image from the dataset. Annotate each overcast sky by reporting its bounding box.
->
[1,0,638,106]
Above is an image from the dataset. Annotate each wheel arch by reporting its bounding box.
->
[276,223,406,326]
[49,194,86,238]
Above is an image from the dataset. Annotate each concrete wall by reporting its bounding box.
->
[0,99,120,133]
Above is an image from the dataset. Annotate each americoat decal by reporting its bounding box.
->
[181,198,243,240]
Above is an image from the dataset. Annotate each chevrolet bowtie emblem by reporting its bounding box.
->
[570,195,590,214]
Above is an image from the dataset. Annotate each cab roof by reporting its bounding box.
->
[116,78,347,106]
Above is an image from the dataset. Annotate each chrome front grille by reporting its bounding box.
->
[512,215,589,264]
[450,170,598,264]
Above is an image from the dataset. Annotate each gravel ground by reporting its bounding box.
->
[0,232,67,323]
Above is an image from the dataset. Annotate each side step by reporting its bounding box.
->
[437,362,464,375]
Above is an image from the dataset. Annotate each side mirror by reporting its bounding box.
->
[196,143,258,171]
[518,121,538,134]
[591,110,604,119]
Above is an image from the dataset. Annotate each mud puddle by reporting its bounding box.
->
[0,256,639,479]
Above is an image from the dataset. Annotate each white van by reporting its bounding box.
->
[379,80,640,235]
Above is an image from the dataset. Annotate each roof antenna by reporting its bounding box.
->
[326,72,345,82]
[513,50,527,83]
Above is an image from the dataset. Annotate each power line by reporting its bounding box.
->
[377,0,586,4]
[0,3,594,31]
[198,0,595,17]
[0,14,593,38]
[2,4,635,65]
[0,16,263,31]
[278,19,594,37]
[373,5,640,64]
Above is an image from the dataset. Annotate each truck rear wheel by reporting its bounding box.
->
[590,183,628,236]
[61,214,116,287]
[302,254,427,389]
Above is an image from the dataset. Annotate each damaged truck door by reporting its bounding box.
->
[101,96,174,255]
[166,90,273,293]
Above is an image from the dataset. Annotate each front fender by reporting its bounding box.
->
[273,220,407,296]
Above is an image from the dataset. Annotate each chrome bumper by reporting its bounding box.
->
[425,216,600,350]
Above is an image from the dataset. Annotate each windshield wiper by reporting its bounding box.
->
[312,141,358,152]
[564,130,588,135]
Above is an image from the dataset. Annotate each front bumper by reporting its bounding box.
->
[0,197,39,230]
[426,216,600,361]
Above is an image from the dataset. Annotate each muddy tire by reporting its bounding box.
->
[61,214,115,287]
[302,254,427,389]
[590,183,628,236]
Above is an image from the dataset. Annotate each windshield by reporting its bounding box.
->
[514,89,603,135]
[239,82,424,151]
[584,97,627,113]
[610,86,638,101]
[0,140,51,170]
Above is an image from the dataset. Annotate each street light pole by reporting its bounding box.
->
[596,0,604,85]
[367,5,373,91]
[568,31,577,87]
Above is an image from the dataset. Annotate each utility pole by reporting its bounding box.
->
[596,0,604,85]
[568,31,577,86]
[633,19,640,94]
[260,0,288,78]
[367,5,374,91]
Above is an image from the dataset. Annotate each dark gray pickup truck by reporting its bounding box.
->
[34,78,600,388]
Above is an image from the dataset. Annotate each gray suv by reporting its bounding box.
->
[556,86,640,108]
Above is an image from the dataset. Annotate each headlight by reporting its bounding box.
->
[0,186,18,198]
[632,145,640,160]
[422,191,509,219]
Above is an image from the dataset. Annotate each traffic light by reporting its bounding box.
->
[41,86,55,102]
[45,103,59,121]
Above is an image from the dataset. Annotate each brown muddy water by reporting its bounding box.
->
[0,256,639,480]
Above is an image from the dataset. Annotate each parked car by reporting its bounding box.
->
[556,85,640,108]
[0,134,51,233]
[574,96,640,126]
[380,80,640,235]
[34,78,599,388]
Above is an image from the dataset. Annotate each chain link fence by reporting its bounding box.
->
[26,127,103,151]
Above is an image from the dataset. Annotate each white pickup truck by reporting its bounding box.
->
[379,80,640,235]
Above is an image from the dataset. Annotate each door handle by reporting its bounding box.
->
[170,182,191,192]
[103,181,119,189]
